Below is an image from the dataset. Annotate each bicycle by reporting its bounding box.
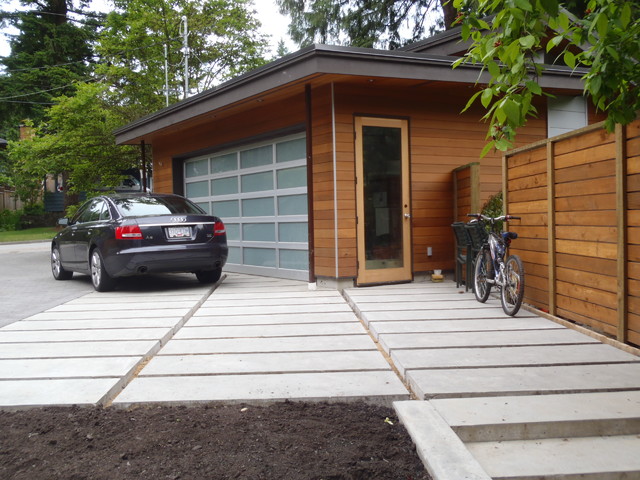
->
[467,213,525,316]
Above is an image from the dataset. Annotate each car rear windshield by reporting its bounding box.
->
[113,196,205,217]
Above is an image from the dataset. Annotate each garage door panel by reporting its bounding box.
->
[184,134,308,281]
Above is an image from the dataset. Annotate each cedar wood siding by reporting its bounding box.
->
[310,81,547,279]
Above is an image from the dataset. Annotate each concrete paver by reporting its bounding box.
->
[141,351,392,376]
[379,328,599,351]
[113,371,408,407]
[0,340,159,359]
[392,343,638,374]
[0,379,125,408]
[369,317,560,339]
[0,356,142,379]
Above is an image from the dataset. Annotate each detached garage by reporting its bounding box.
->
[114,36,592,287]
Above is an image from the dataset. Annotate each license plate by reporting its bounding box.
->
[166,226,191,238]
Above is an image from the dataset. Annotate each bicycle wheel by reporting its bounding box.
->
[501,254,525,316]
[473,248,492,303]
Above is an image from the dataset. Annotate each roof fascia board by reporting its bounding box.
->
[115,44,586,145]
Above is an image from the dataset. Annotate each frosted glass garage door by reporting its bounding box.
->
[184,134,308,280]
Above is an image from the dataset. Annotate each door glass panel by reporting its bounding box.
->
[362,125,403,270]
[227,246,241,264]
[212,200,239,217]
[211,176,238,196]
[186,180,208,198]
[277,166,306,189]
[241,145,272,168]
[242,198,275,217]
[279,249,308,270]
[225,223,240,240]
[241,171,273,193]
[186,159,208,178]
[244,247,276,267]
[243,223,276,242]
[279,222,308,242]
[276,138,306,163]
[211,153,237,173]
[278,194,308,215]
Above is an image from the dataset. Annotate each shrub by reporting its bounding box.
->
[0,209,22,231]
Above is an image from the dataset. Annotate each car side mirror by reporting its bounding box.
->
[58,218,69,227]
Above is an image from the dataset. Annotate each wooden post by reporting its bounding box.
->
[502,154,508,216]
[615,124,628,342]
[452,169,459,222]
[470,162,480,215]
[547,140,556,316]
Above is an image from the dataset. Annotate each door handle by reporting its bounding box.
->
[404,213,411,219]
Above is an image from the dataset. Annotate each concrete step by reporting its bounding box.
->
[430,391,640,442]
[466,434,640,480]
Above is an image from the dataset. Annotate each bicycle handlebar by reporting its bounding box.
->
[467,213,521,222]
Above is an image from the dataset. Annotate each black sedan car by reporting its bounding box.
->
[51,193,228,291]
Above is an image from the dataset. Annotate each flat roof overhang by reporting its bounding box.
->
[115,44,587,145]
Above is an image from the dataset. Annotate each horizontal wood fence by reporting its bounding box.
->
[504,119,640,346]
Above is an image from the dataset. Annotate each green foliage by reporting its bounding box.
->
[96,0,269,113]
[0,209,22,231]
[454,0,640,154]
[481,191,503,218]
[479,191,504,231]
[7,82,139,202]
[0,1,102,136]
[276,0,454,49]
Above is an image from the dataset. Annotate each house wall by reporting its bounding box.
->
[310,81,547,279]
[505,119,640,347]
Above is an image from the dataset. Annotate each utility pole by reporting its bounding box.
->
[181,15,189,99]
[164,44,169,107]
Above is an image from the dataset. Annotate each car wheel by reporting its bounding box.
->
[51,245,73,280]
[195,268,222,284]
[90,249,116,292]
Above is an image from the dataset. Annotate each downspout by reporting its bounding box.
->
[305,84,315,283]
[140,140,148,191]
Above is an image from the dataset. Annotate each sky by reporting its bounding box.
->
[0,0,296,58]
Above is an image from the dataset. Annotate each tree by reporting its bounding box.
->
[7,82,139,206]
[453,0,639,154]
[0,1,103,137]
[96,0,270,115]
[276,0,457,49]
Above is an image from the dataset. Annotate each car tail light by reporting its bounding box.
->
[213,220,226,236]
[116,224,143,239]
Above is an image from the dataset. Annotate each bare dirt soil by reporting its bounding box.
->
[0,401,431,480]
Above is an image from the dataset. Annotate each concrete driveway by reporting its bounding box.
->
[1,251,639,479]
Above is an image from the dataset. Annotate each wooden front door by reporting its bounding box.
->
[355,117,412,285]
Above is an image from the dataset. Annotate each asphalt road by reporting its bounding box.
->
[0,241,215,328]
[0,241,94,327]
